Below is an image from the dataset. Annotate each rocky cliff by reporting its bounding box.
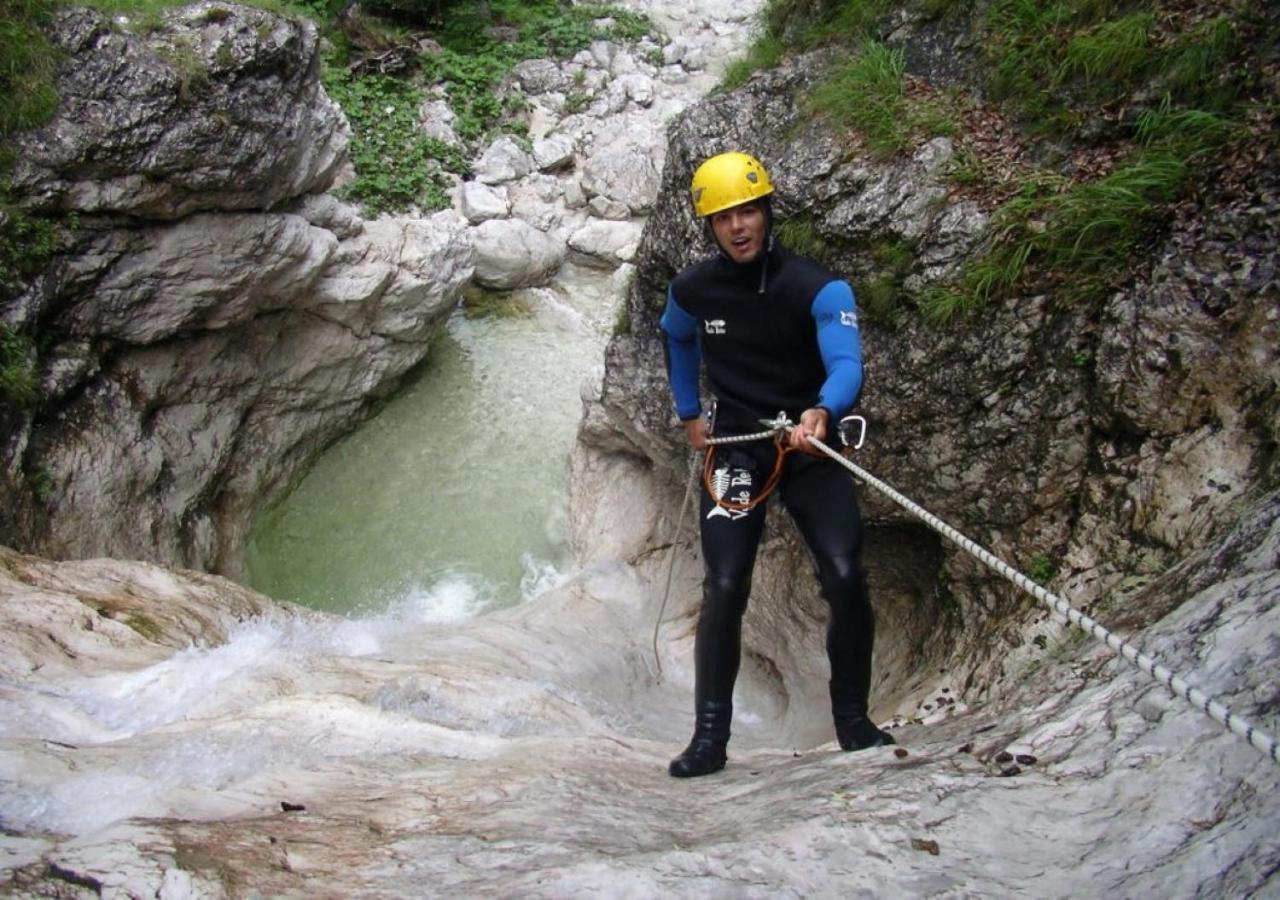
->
[1,2,475,577]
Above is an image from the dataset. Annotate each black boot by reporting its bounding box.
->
[834,712,895,751]
[831,675,894,751]
[669,700,731,777]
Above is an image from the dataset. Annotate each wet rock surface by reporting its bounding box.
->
[0,492,1276,896]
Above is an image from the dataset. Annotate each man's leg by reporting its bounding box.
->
[670,446,769,777]
[781,454,894,750]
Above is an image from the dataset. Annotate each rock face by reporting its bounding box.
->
[1,4,475,578]
[10,4,348,219]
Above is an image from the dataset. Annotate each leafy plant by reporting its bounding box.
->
[322,67,468,215]
[0,323,38,410]
[1026,553,1056,586]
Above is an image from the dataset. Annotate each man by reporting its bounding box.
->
[659,151,894,778]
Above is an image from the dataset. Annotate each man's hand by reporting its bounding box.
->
[683,416,709,450]
[789,407,829,451]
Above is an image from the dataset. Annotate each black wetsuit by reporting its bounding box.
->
[660,241,879,749]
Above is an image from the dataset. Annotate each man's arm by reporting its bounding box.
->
[810,280,863,419]
[660,288,704,433]
[789,280,862,451]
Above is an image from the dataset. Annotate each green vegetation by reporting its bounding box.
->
[334,0,658,213]
[0,324,38,409]
[773,215,825,260]
[1,0,60,135]
[860,237,916,324]
[1026,553,1056,586]
[808,40,954,157]
[322,69,468,214]
[720,34,784,91]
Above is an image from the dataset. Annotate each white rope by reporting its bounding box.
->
[801,433,1280,766]
[652,457,699,682]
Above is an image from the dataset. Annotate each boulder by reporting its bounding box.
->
[579,113,666,216]
[419,98,462,146]
[532,134,577,172]
[568,220,642,267]
[473,136,534,185]
[472,219,565,289]
[460,181,510,223]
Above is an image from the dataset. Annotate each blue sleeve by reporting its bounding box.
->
[660,288,702,420]
[810,280,863,418]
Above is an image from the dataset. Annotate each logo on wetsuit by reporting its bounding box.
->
[704,319,727,335]
[840,309,858,328]
[707,462,753,521]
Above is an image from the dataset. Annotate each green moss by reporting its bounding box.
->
[460,284,532,319]
[611,301,631,337]
[1026,553,1056,586]
[124,613,164,641]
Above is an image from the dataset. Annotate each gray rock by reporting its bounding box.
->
[290,193,365,241]
[510,58,568,95]
[473,137,534,185]
[533,134,577,172]
[589,195,632,221]
[618,73,656,107]
[580,114,666,216]
[419,97,461,146]
[460,181,510,223]
[568,220,642,267]
[472,218,565,289]
[10,4,348,219]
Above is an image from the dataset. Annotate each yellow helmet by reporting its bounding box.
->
[690,151,774,218]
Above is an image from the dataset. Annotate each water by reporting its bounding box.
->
[245,262,623,616]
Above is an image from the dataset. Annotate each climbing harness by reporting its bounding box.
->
[653,412,1280,766]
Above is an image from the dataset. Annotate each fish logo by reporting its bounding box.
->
[707,465,751,521]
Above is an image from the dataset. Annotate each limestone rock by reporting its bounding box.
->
[473,136,534,185]
[419,97,461,146]
[10,3,348,219]
[460,181,510,223]
[568,219,642,267]
[472,218,565,289]
[579,113,666,216]
[509,58,568,95]
[532,134,577,172]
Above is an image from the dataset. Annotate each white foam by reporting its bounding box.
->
[520,553,572,602]
[389,573,494,625]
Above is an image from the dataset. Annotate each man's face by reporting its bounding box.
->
[710,201,766,264]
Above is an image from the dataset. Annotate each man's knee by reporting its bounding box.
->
[702,571,751,622]
[817,555,870,613]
